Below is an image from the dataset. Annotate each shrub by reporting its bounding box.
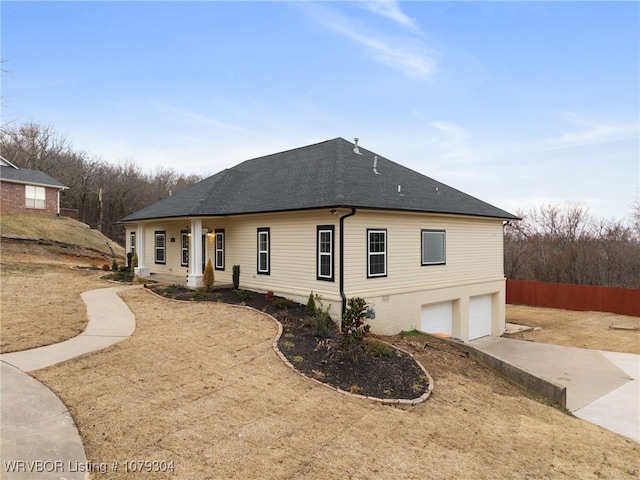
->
[309,293,333,338]
[111,258,119,272]
[131,252,138,271]
[126,252,133,270]
[365,339,393,357]
[272,298,292,310]
[232,265,240,290]
[234,289,252,301]
[341,297,370,345]
[191,289,205,300]
[102,264,110,271]
[203,258,214,291]
[306,291,318,316]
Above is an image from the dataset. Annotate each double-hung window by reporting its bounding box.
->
[367,229,387,277]
[317,226,334,281]
[26,185,46,209]
[155,231,166,264]
[257,228,270,275]
[215,229,225,270]
[180,231,189,267]
[422,230,446,265]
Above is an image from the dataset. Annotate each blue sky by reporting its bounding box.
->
[2,1,638,222]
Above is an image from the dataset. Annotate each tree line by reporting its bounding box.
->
[2,121,638,289]
[1,122,202,244]
[504,203,640,289]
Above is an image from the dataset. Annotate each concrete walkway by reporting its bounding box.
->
[472,336,640,443]
[0,285,138,479]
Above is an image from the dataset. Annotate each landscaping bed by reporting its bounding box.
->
[148,285,430,400]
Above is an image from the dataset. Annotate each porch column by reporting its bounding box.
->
[134,223,150,277]
[186,218,203,288]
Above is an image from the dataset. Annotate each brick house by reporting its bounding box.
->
[0,156,68,216]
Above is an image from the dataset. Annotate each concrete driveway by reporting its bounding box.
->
[471,336,640,443]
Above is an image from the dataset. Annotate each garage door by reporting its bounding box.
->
[469,294,492,340]
[421,301,453,336]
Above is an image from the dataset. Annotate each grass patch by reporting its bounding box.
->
[400,329,428,338]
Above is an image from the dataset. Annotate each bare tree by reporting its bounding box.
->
[505,203,640,289]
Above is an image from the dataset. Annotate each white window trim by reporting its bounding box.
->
[215,230,225,270]
[317,226,334,281]
[257,228,270,274]
[367,229,387,278]
[25,185,46,209]
[422,230,446,265]
[155,231,166,264]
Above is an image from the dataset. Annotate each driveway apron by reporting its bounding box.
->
[471,336,639,443]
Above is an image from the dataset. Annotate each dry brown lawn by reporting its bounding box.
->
[506,305,640,354]
[28,285,639,479]
[0,245,112,353]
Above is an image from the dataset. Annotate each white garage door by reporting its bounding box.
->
[469,294,492,340]
[421,301,453,336]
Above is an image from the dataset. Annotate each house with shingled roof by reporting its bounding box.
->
[0,155,68,216]
[120,138,518,341]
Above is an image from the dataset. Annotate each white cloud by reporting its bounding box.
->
[329,23,438,78]
[362,1,417,29]
[298,2,438,79]
[546,122,639,148]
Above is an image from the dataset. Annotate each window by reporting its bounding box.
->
[422,230,446,265]
[257,228,270,274]
[25,185,46,209]
[181,231,189,267]
[215,229,225,270]
[317,226,334,281]
[367,229,387,278]
[155,231,166,264]
[130,231,136,254]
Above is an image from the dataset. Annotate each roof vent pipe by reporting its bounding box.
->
[353,138,362,155]
[373,156,381,175]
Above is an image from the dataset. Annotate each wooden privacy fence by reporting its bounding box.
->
[506,279,640,317]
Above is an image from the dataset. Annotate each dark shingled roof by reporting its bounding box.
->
[121,138,517,222]
[0,166,67,189]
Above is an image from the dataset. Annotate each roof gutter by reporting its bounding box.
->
[339,207,357,317]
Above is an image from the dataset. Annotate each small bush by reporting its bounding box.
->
[126,252,133,270]
[306,292,318,316]
[234,289,252,301]
[191,289,205,300]
[309,294,333,338]
[111,258,119,272]
[365,340,393,358]
[131,253,138,271]
[342,297,370,345]
[162,286,177,296]
[102,264,110,271]
[203,258,214,291]
[272,298,292,310]
[232,265,240,290]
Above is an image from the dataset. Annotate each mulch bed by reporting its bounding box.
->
[147,285,430,400]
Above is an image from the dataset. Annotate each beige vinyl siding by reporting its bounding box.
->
[342,210,504,297]
[125,208,507,340]
[341,210,506,337]
[215,211,342,307]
